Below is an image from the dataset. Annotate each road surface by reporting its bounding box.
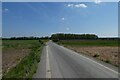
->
[33,41,118,78]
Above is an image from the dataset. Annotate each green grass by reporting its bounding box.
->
[3,40,39,50]
[2,40,44,79]
[57,40,118,47]
[41,39,49,43]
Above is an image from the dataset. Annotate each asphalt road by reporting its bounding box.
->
[33,41,118,78]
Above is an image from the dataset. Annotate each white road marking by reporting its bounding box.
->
[0,74,2,77]
[78,54,119,74]
[59,45,119,75]
[46,46,51,78]
[0,71,2,79]
[0,70,2,77]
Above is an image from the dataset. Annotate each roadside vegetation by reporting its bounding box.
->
[2,40,44,79]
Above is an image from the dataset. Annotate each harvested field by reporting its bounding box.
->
[2,40,40,75]
[3,48,30,74]
[66,46,118,66]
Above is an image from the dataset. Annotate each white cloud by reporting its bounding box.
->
[94,0,102,4]
[67,4,74,7]
[4,8,9,11]
[61,17,65,20]
[66,3,87,8]
[66,27,70,31]
[74,4,87,8]
[3,8,9,13]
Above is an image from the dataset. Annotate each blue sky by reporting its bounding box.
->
[2,2,118,37]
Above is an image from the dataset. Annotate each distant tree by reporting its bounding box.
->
[40,36,49,40]
[8,36,40,40]
[39,39,43,44]
[51,33,98,41]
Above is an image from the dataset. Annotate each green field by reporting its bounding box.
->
[57,40,118,47]
[3,40,41,49]
[2,40,44,78]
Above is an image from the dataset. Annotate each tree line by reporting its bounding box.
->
[2,36,49,40]
[2,33,119,40]
[2,37,40,40]
[51,33,98,41]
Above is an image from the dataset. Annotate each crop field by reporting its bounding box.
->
[2,40,43,78]
[57,40,118,67]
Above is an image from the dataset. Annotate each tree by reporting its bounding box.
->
[51,33,98,41]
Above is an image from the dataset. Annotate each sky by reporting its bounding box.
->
[2,2,118,38]
[2,0,120,2]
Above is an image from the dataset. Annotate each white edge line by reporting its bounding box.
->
[46,46,51,78]
[79,54,119,74]
[0,73,2,80]
[59,45,119,75]
[0,70,2,77]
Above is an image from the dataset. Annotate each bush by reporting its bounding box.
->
[52,39,59,42]
[105,60,110,63]
[39,40,43,44]
[93,54,99,57]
